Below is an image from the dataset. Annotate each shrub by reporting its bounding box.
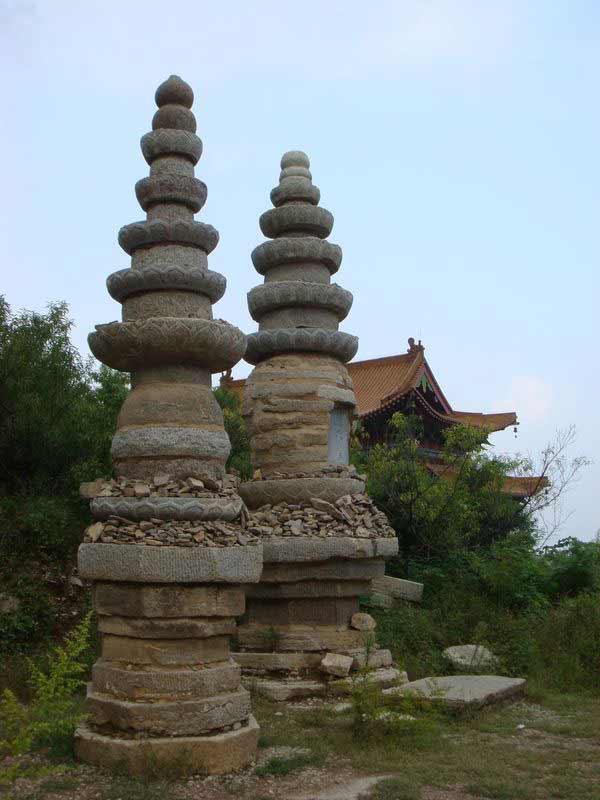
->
[0,576,56,655]
[0,611,92,758]
[214,386,252,478]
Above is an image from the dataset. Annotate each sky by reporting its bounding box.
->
[2,0,598,542]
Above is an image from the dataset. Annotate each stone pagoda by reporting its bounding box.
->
[75,76,262,775]
[235,152,400,700]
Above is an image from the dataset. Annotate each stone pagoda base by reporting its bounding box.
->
[232,534,401,701]
[76,543,262,776]
[75,717,260,777]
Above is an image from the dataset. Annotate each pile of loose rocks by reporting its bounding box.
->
[83,516,260,548]
[80,474,239,501]
[252,464,365,481]
[247,494,396,539]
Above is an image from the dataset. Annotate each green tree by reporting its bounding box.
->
[214,386,252,479]
[0,298,128,558]
[362,412,535,572]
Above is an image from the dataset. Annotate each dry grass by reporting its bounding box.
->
[1,691,599,800]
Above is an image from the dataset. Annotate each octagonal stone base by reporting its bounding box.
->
[74,716,260,777]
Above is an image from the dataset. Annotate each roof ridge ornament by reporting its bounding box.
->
[407,337,424,354]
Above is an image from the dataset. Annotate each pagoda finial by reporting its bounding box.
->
[88,76,245,480]
[155,74,194,108]
[244,151,357,365]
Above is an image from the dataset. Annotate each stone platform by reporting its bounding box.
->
[233,535,398,699]
[79,542,262,774]
[74,716,259,776]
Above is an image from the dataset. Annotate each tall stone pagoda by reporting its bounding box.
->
[235,152,400,700]
[75,76,262,775]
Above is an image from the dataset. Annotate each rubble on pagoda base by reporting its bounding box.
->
[74,75,261,776]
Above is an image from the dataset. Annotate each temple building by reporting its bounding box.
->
[221,337,547,499]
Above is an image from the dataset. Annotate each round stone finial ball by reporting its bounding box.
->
[281,151,310,170]
[155,75,194,108]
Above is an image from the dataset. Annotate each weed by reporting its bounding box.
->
[100,775,174,800]
[255,753,318,776]
[361,777,421,799]
[0,612,92,758]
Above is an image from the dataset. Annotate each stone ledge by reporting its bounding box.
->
[118,219,218,256]
[247,281,352,323]
[245,328,358,366]
[78,543,262,584]
[260,537,398,564]
[92,659,240,701]
[239,476,365,508]
[251,237,342,275]
[87,685,251,735]
[232,651,322,673]
[107,265,226,304]
[74,716,259,776]
[88,317,246,373]
[371,575,424,604]
[140,129,202,165]
[97,615,236,639]
[91,495,243,523]
[93,583,245,618]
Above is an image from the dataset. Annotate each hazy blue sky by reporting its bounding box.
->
[2,1,598,541]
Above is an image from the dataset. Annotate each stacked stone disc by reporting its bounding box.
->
[74,76,262,775]
[235,152,400,700]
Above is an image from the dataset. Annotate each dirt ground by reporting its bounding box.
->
[2,692,600,800]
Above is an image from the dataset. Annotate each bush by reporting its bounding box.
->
[0,612,92,758]
[214,386,252,478]
[0,576,56,655]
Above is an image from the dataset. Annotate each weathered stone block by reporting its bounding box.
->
[239,476,365,508]
[74,716,259,776]
[243,597,357,627]
[246,579,366,600]
[78,543,263,584]
[97,615,236,639]
[87,685,251,735]
[232,651,321,673]
[385,675,526,711]
[93,583,245,618]
[243,678,326,702]
[259,559,384,584]
[350,612,376,632]
[101,634,230,666]
[349,648,393,670]
[370,575,424,604]
[320,653,353,677]
[92,659,241,700]
[236,624,368,653]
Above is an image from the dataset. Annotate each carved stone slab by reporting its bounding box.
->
[91,495,244,522]
[260,536,398,564]
[239,476,365,508]
[78,543,263,584]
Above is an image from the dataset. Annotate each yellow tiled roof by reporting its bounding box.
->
[219,339,517,434]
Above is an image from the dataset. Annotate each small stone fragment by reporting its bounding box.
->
[86,522,104,542]
[133,483,150,497]
[320,653,354,678]
[350,612,376,631]
[79,479,106,499]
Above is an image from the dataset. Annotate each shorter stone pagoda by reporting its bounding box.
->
[233,152,401,700]
[74,76,261,775]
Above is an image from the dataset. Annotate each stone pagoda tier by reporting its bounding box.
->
[234,152,400,700]
[74,76,262,776]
